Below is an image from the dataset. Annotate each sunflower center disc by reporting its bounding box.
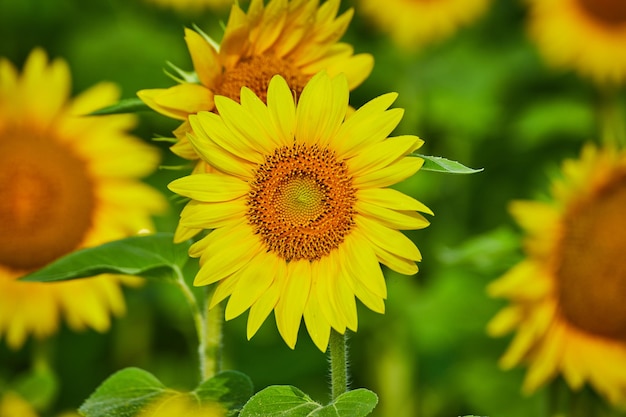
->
[247,144,356,262]
[216,55,309,103]
[557,177,626,339]
[578,0,626,27]
[0,131,95,271]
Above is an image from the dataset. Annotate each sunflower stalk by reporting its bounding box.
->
[329,330,349,401]
[174,273,221,382]
[202,286,223,381]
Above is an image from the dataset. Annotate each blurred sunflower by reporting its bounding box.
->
[138,0,372,160]
[137,393,226,417]
[168,72,431,351]
[488,144,626,404]
[0,391,79,417]
[143,0,236,13]
[526,0,626,85]
[0,49,166,349]
[356,0,492,50]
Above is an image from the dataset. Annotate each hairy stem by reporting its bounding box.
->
[175,270,221,382]
[329,330,348,401]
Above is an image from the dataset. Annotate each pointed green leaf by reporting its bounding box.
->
[19,233,190,283]
[240,387,378,417]
[414,154,483,174]
[79,368,171,417]
[195,371,254,415]
[79,368,254,417]
[240,386,320,417]
[89,97,151,115]
[311,389,378,417]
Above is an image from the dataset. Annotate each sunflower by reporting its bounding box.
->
[138,0,373,161]
[137,393,226,417]
[168,71,431,351]
[356,0,492,50]
[488,144,626,404]
[526,0,626,85]
[0,49,166,349]
[143,0,236,13]
[0,391,80,417]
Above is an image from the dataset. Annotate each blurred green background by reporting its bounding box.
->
[0,0,616,416]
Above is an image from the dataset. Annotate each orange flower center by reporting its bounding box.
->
[556,175,626,339]
[0,130,94,272]
[215,55,309,103]
[577,0,626,26]
[246,144,356,262]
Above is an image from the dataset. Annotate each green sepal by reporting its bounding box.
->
[89,97,151,115]
[78,367,253,417]
[19,233,191,283]
[165,61,199,84]
[414,154,483,174]
[240,386,378,417]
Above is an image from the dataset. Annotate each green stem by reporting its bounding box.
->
[202,286,223,380]
[174,269,222,382]
[329,330,348,401]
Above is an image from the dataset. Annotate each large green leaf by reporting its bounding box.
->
[79,368,169,417]
[79,368,253,417]
[195,371,255,414]
[20,233,190,283]
[414,154,483,174]
[240,386,378,417]
[89,97,151,115]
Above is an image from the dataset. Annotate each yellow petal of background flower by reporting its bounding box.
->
[185,28,221,88]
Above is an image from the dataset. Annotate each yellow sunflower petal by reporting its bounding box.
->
[168,173,249,202]
[343,232,387,299]
[250,0,289,55]
[347,135,421,175]
[178,199,247,230]
[193,227,262,286]
[190,111,264,165]
[303,279,332,352]
[267,75,297,146]
[247,260,287,339]
[213,95,277,155]
[353,156,423,189]
[312,256,347,333]
[274,260,311,349]
[225,252,277,320]
[357,187,433,215]
[332,95,402,158]
[356,215,422,262]
[185,28,221,88]
[220,4,250,68]
[295,71,347,146]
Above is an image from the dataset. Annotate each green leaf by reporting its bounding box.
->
[310,390,378,417]
[19,233,191,283]
[195,371,254,415]
[79,368,254,417]
[240,387,377,417]
[414,154,483,174]
[240,386,319,417]
[79,368,170,417]
[89,97,151,115]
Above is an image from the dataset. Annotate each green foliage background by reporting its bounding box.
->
[0,0,619,416]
